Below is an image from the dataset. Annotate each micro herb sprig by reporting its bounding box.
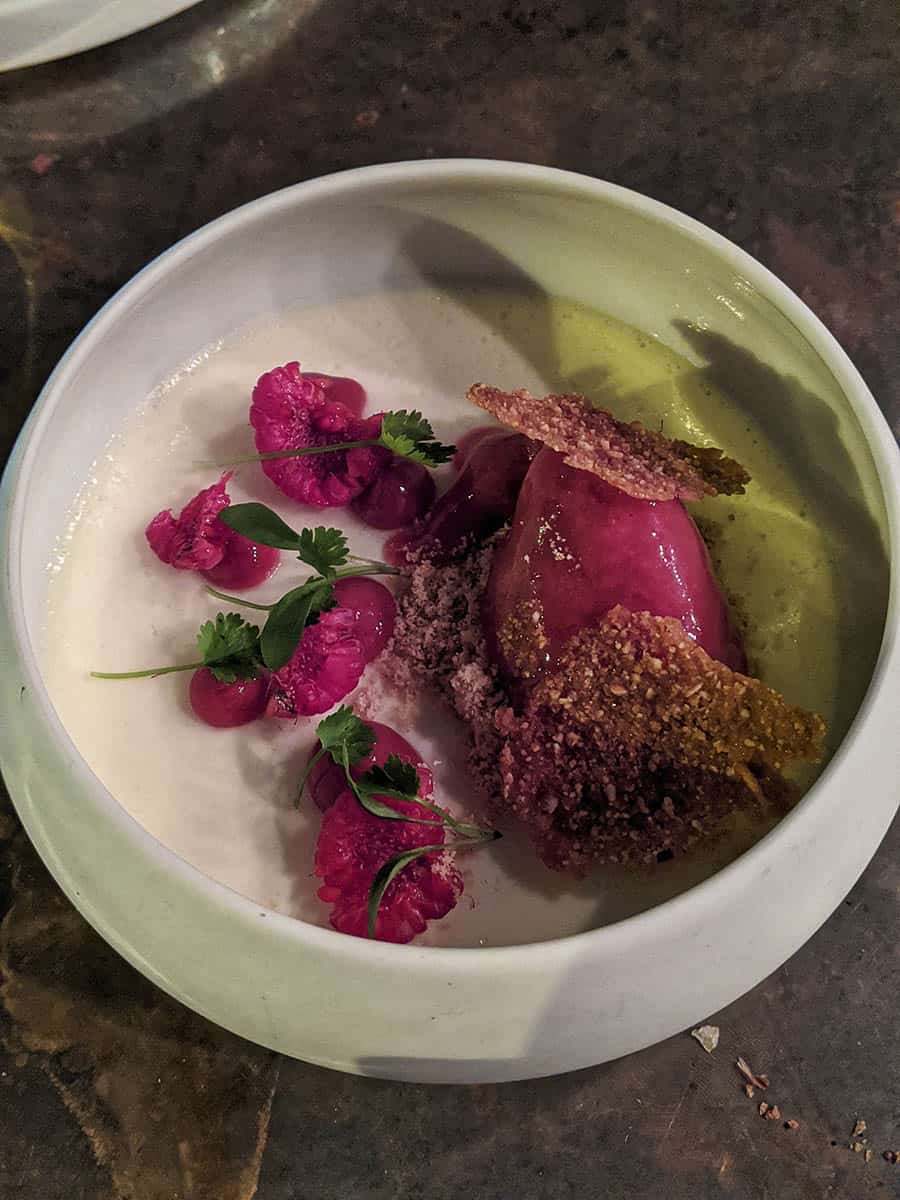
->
[90,612,262,681]
[202,410,456,472]
[92,509,399,679]
[302,706,500,936]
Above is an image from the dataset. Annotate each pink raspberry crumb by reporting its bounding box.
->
[265,607,366,718]
[315,788,463,942]
[250,362,388,507]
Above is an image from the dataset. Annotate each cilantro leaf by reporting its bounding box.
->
[365,834,502,938]
[196,612,262,683]
[296,526,349,579]
[218,503,302,550]
[359,754,420,800]
[296,706,378,807]
[312,713,443,826]
[367,844,446,938]
[378,410,456,468]
[260,577,335,670]
[315,706,377,765]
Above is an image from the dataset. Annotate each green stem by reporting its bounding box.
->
[91,661,204,680]
[374,790,493,839]
[205,586,274,611]
[334,563,401,579]
[296,746,327,808]
[200,439,379,469]
[205,562,401,613]
[367,831,500,938]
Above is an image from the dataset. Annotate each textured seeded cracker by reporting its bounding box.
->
[493,606,823,870]
[533,607,824,775]
[467,383,750,500]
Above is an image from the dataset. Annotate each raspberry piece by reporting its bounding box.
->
[315,789,463,942]
[302,372,367,417]
[145,471,233,570]
[145,471,280,588]
[250,362,388,507]
[265,608,365,718]
[307,720,434,812]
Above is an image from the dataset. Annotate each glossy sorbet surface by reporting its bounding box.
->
[42,287,850,947]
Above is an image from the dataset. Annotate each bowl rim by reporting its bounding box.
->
[4,157,899,975]
[0,0,204,73]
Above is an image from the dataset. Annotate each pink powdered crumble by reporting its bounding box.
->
[145,471,233,571]
[315,788,463,942]
[250,362,387,507]
[265,607,366,718]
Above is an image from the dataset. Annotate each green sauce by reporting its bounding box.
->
[456,287,888,794]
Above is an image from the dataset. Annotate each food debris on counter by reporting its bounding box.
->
[736,1055,769,1091]
[690,1025,720,1053]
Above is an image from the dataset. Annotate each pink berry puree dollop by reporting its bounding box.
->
[351,458,436,530]
[189,669,270,728]
[307,720,435,813]
[331,577,397,662]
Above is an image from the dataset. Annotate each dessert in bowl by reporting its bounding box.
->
[1,161,897,1082]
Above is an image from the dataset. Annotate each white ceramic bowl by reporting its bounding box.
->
[2,161,898,1083]
[0,0,202,71]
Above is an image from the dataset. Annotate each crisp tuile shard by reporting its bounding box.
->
[467,383,750,500]
[532,607,825,775]
[492,606,824,871]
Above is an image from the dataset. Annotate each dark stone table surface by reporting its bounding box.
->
[1,2,898,1197]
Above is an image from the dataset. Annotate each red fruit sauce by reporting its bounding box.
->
[202,534,281,590]
[306,720,435,813]
[331,577,396,662]
[302,372,367,417]
[351,457,436,530]
[189,668,269,728]
[386,427,536,565]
